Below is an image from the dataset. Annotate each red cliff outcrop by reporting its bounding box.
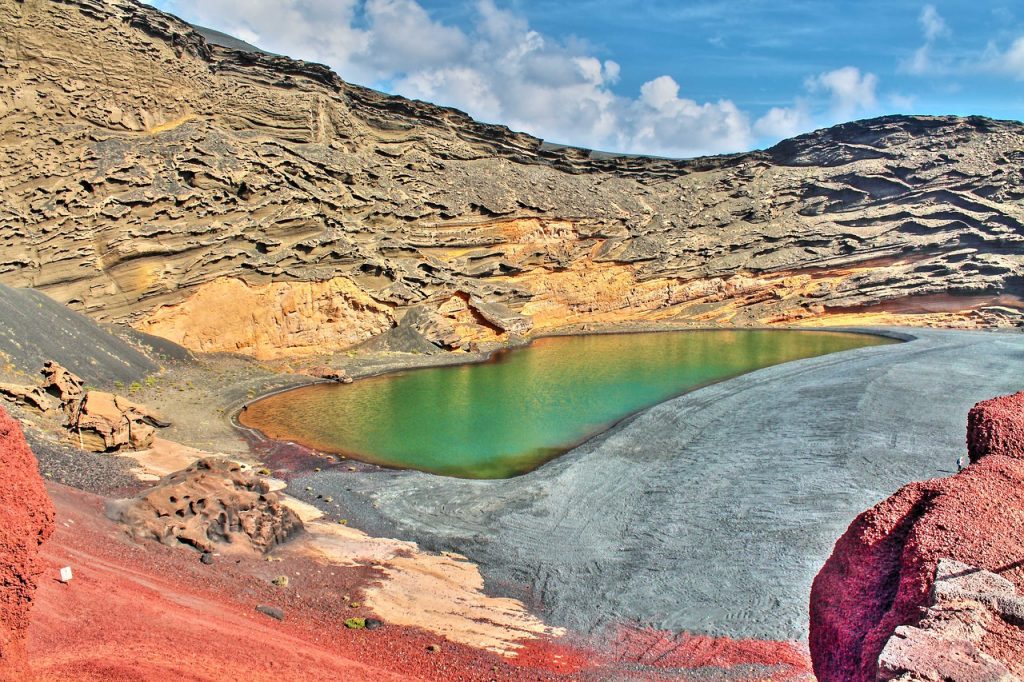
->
[0,407,55,681]
[809,391,1024,681]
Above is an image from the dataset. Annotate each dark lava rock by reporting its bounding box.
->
[255,605,284,621]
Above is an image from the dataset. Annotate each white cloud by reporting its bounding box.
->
[805,66,878,118]
[920,5,949,42]
[362,0,469,73]
[753,104,811,139]
[1004,37,1024,77]
[624,76,753,155]
[901,4,951,75]
[984,36,1024,79]
[154,0,887,155]
[901,3,1024,82]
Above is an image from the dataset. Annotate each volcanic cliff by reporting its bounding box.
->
[1,0,1023,359]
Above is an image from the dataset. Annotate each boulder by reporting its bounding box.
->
[0,406,55,680]
[109,458,303,554]
[68,391,168,452]
[306,366,353,384]
[877,560,1021,681]
[810,391,1024,681]
[40,361,84,407]
[0,383,59,413]
[3,362,170,452]
[967,390,1024,462]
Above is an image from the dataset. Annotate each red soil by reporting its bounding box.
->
[809,391,1024,681]
[28,484,537,681]
[0,406,55,681]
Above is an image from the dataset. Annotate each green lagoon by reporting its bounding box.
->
[240,330,894,478]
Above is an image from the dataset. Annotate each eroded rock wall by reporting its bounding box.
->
[1,0,1023,356]
[136,276,395,358]
[0,406,55,681]
[809,392,1024,681]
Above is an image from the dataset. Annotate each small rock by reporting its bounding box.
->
[426,644,441,653]
[256,605,285,621]
[364,618,383,630]
[272,575,289,587]
[344,617,366,629]
[200,552,214,565]
[348,601,361,608]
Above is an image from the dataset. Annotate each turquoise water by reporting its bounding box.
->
[240,330,894,478]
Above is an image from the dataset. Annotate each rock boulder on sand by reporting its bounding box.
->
[2,362,170,452]
[109,458,303,555]
[67,391,167,452]
[0,406,55,681]
[809,391,1024,681]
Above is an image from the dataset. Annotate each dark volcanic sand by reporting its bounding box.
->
[283,328,1024,641]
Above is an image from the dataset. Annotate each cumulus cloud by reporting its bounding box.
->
[152,0,885,155]
[753,104,811,139]
[805,67,879,118]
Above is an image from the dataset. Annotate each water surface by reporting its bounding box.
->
[240,330,893,478]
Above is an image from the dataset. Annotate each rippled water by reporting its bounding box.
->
[240,330,894,478]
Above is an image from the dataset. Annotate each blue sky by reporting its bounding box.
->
[149,0,1024,157]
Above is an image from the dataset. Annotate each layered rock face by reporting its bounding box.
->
[809,392,1024,680]
[1,0,1023,357]
[0,406,55,681]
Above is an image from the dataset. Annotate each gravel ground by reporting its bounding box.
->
[23,424,142,496]
[290,327,1024,641]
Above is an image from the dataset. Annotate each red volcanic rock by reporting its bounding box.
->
[810,391,1024,681]
[967,390,1024,462]
[0,406,55,680]
[876,559,1021,680]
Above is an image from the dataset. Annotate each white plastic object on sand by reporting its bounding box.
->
[59,566,73,583]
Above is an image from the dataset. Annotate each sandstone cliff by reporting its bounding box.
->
[2,0,1023,358]
[0,405,55,681]
[809,392,1024,680]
